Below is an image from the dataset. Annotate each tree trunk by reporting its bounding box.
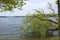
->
[58,0,60,36]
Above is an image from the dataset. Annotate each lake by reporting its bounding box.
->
[0,16,26,40]
[0,16,58,40]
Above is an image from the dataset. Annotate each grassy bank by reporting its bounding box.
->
[19,34,59,40]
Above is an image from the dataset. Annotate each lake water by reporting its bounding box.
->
[0,16,26,40]
[0,17,58,40]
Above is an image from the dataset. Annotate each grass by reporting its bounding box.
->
[19,34,59,40]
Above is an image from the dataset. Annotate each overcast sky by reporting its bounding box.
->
[0,0,58,16]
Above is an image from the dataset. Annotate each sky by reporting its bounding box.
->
[0,0,58,16]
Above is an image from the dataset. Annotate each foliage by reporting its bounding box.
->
[20,0,58,37]
[0,0,26,11]
[20,13,58,37]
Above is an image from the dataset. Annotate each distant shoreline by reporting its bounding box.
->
[0,16,29,18]
[0,16,57,18]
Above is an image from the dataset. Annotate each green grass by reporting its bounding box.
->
[45,37,59,40]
